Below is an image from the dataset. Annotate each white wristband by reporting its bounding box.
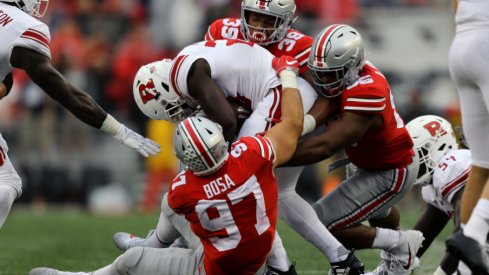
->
[433,266,447,275]
[302,114,316,135]
[280,70,298,90]
[100,114,123,136]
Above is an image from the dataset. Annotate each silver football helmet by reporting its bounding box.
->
[240,0,296,45]
[174,117,229,176]
[2,0,49,17]
[308,24,365,97]
[406,115,457,186]
[133,59,197,123]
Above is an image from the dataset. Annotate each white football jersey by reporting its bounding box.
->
[455,0,489,28]
[169,40,281,110]
[421,149,471,217]
[0,2,51,80]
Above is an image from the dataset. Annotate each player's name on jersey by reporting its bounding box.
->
[203,174,236,199]
[0,10,14,27]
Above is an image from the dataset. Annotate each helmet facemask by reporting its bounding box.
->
[406,115,458,186]
[241,1,295,45]
[309,59,360,98]
[8,0,49,17]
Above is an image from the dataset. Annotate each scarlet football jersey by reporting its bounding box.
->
[205,18,313,75]
[422,149,471,217]
[168,135,278,275]
[340,62,414,170]
[0,2,51,81]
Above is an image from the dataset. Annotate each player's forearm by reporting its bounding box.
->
[285,135,333,166]
[279,70,303,138]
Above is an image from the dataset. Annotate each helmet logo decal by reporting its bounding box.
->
[138,79,159,104]
[256,0,272,10]
[423,121,447,137]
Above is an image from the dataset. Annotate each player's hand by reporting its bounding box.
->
[272,55,299,76]
[113,125,161,157]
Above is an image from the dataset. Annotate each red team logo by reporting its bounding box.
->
[423,121,447,137]
[137,79,159,104]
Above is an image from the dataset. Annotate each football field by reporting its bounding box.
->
[0,208,450,275]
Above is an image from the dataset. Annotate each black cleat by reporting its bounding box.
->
[266,263,297,275]
[446,230,489,275]
[329,251,365,275]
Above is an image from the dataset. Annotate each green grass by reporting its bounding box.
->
[0,208,451,275]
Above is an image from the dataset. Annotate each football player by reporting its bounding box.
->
[0,0,160,229]
[121,39,365,274]
[205,0,313,82]
[445,0,489,273]
[29,53,324,275]
[285,24,425,274]
[117,1,351,271]
[402,115,471,275]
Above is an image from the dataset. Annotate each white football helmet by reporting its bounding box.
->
[1,0,49,17]
[308,24,365,98]
[406,115,458,186]
[240,0,296,45]
[174,117,229,176]
[133,59,197,123]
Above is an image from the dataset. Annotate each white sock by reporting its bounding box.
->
[151,211,179,248]
[464,199,489,244]
[278,193,348,262]
[372,228,404,250]
[0,185,17,229]
[267,233,291,272]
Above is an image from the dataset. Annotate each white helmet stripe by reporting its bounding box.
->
[182,119,217,168]
[314,24,343,64]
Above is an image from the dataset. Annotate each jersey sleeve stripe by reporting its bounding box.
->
[27,28,49,40]
[344,105,386,112]
[21,30,49,48]
[262,136,275,161]
[170,55,189,99]
[441,167,470,198]
[295,47,311,60]
[346,97,385,103]
[205,28,214,41]
[251,136,266,158]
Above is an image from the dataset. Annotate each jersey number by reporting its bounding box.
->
[221,19,241,39]
[195,175,271,251]
[277,31,304,52]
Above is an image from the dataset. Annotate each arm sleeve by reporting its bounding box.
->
[13,23,51,59]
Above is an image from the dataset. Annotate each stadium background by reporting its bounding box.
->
[0,0,456,274]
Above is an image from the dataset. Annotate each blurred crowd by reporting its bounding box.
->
[0,0,457,212]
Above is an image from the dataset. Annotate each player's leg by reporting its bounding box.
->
[275,166,350,263]
[0,134,22,229]
[313,159,423,270]
[446,31,489,273]
[30,246,205,275]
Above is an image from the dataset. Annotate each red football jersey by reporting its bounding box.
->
[340,62,414,170]
[204,18,313,75]
[168,135,278,275]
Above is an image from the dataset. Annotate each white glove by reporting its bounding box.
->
[113,125,161,157]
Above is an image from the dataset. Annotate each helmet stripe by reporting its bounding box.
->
[314,24,342,64]
[182,119,216,169]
